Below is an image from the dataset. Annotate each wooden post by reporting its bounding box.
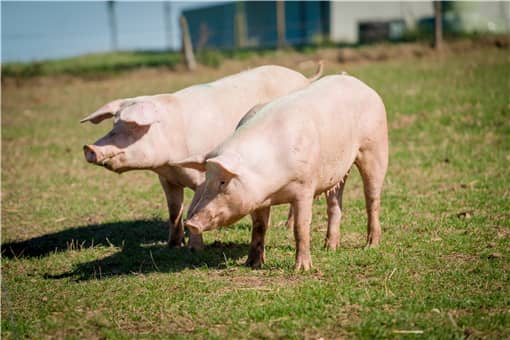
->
[164,2,173,50]
[180,15,197,71]
[276,0,286,49]
[235,2,247,48]
[433,1,443,50]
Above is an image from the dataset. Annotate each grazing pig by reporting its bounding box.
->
[176,74,388,270]
[81,63,323,250]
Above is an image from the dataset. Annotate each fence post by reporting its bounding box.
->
[433,1,443,50]
[164,2,173,50]
[276,0,286,49]
[235,2,247,48]
[107,1,118,51]
[180,15,197,71]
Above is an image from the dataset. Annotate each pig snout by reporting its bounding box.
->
[83,145,101,164]
[184,216,205,235]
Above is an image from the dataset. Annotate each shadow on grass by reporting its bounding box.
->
[1,218,168,259]
[1,219,249,280]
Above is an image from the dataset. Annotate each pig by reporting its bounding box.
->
[81,63,324,250]
[175,74,388,270]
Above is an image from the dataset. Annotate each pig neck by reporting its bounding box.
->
[148,97,205,190]
[223,130,293,211]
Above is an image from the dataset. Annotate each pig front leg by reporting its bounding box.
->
[159,176,185,247]
[185,184,205,251]
[292,195,314,271]
[245,207,271,269]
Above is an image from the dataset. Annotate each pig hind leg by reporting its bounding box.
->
[324,173,348,251]
[159,176,186,247]
[354,137,388,247]
[245,207,271,269]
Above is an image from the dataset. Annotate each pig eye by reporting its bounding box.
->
[220,180,226,186]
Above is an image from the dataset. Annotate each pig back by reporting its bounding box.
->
[293,75,386,192]
[173,66,310,157]
[227,74,386,196]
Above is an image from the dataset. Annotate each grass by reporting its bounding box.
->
[2,44,509,338]
[1,47,278,78]
[1,51,183,78]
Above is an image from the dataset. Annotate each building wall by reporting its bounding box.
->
[448,1,510,34]
[330,1,510,44]
[330,1,433,43]
[183,1,330,50]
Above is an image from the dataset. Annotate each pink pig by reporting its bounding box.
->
[176,74,388,270]
[81,63,323,250]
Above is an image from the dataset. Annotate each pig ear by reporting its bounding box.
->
[119,101,160,126]
[172,154,207,172]
[80,99,124,124]
[207,153,240,178]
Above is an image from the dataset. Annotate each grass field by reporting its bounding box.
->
[2,44,509,338]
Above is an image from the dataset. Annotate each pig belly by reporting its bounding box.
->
[314,151,357,196]
[313,122,359,195]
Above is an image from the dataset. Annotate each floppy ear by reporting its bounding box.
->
[207,152,240,178]
[119,101,160,126]
[172,154,207,172]
[80,99,124,124]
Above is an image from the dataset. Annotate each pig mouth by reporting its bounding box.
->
[185,212,243,235]
[100,152,127,171]
[91,152,126,172]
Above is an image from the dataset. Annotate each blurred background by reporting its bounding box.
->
[2,1,509,63]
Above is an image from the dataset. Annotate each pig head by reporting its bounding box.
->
[175,151,257,234]
[82,98,181,173]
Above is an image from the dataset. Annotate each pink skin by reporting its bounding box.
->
[176,74,388,271]
[81,63,324,250]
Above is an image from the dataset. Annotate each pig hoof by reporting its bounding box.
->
[324,239,339,251]
[187,235,204,252]
[188,243,204,252]
[294,257,312,271]
[365,235,381,248]
[167,235,185,248]
[245,253,265,269]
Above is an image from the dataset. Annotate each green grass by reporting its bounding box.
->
[2,46,510,338]
[1,51,183,78]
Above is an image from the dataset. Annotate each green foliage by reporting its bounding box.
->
[196,49,224,68]
[2,47,509,338]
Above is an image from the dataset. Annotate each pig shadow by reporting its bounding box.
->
[1,219,249,280]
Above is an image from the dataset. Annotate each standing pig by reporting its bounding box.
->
[176,74,388,270]
[81,63,323,250]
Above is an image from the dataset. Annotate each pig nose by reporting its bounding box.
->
[83,145,99,163]
[185,218,204,235]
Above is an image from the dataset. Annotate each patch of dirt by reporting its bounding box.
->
[442,252,478,262]
[391,113,417,129]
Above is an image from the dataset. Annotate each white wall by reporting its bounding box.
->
[330,1,510,44]
[451,1,510,33]
[330,1,433,43]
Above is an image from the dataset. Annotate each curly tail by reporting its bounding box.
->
[307,60,324,82]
